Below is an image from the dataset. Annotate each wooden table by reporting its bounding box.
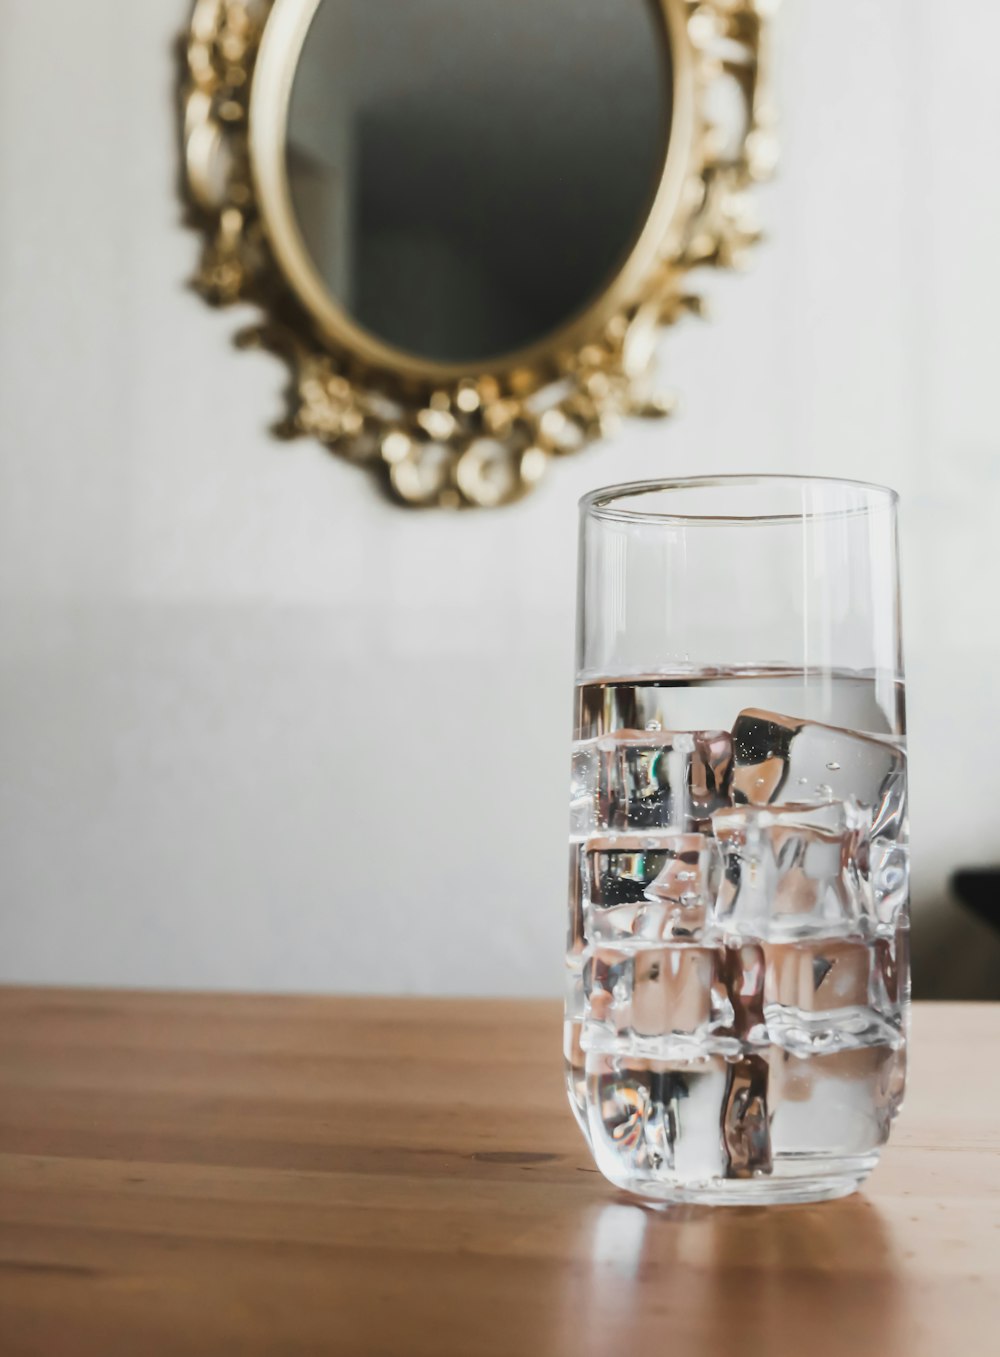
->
[0,991,997,1355]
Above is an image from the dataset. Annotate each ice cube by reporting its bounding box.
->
[722,1054,772,1177]
[565,957,586,1022]
[762,937,905,1053]
[586,1053,729,1189]
[570,742,598,836]
[712,799,872,940]
[870,759,907,841]
[583,831,720,943]
[871,921,910,1019]
[718,941,767,1042]
[731,708,905,828]
[583,944,735,1056]
[871,839,909,927]
[567,843,585,961]
[766,938,873,1011]
[768,1044,900,1158]
[571,729,732,834]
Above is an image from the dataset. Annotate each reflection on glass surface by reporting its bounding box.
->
[286,0,671,363]
[588,1203,648,1280]
[561,1194,902,1356]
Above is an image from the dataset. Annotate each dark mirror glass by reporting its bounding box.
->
[285,0,671,365]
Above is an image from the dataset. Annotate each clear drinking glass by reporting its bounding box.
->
[566,476,909,1205]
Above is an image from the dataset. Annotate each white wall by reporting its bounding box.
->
[1,1,998,994]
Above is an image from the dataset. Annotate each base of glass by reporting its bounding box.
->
[611,1155,878,1208]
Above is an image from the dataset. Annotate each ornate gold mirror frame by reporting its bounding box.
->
[183,0,777,508]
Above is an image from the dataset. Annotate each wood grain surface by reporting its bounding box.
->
[0,990,996,1355]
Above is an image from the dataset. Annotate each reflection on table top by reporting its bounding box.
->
[0,990,996,1355]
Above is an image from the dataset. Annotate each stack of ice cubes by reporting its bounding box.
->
[566,707,909,1193]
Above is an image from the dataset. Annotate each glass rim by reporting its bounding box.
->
[580,474,899,526]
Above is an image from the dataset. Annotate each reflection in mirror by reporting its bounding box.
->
[286,0,671,364]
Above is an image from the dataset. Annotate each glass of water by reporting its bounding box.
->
[566,476,908,1205]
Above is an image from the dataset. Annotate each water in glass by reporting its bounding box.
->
[566,665,908,1204]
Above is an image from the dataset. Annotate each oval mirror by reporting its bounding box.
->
[280,0,671,368]
[183,0,776,506]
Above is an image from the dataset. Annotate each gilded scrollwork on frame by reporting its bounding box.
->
[182,0,778,508]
